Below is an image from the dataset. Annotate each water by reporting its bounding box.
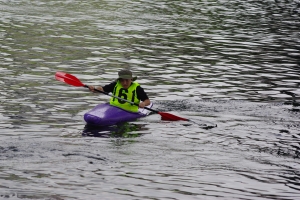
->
[1,0,300,199]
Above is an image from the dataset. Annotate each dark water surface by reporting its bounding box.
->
[1,0,300,199]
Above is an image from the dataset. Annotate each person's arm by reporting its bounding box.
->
[136,86,150,108]
[88,81,116,93]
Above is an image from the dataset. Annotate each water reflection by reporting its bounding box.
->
[82,122,148,138]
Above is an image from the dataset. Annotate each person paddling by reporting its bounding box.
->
[88,69,151,112]
[55,71,198,123]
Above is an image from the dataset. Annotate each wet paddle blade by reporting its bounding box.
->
[158,112,189,121]
[55,71,85,87]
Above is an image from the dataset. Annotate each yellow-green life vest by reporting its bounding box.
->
[109,81,140,112]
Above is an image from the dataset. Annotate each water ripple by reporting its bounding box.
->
[1,0,300,199]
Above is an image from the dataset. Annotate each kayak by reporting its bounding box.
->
[84,102,153,126]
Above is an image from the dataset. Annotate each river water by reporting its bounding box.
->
[1,0,300,199]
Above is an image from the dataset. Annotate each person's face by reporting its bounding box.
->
[120,78,132,89]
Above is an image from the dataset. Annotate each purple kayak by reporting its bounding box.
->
[84,102,153,126]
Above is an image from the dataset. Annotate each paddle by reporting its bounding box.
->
[55,71,189,121]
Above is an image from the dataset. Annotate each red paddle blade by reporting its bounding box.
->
[158,112,188,121]
[55,71,85,87]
